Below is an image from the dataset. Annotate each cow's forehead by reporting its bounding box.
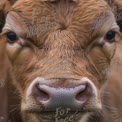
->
[9,0,109,26]
[3,0,118,45]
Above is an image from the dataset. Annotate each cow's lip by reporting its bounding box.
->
[25,108,98,114]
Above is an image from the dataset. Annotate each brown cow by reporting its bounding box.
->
[0,0,122,122]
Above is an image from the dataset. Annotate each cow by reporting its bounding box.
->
[0,0,122,122]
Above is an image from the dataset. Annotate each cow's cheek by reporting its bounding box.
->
[88,47,110,84]
[9,47,36,93]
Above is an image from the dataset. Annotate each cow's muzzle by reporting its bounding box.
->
[25,77,100,112]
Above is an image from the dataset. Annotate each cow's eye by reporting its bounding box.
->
[7,32,17,43]
[105,31,116,43]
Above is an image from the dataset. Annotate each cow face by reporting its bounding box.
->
[1,0,121,121]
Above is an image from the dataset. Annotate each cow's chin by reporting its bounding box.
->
[22,109,91,122]
[34,112,84,122]
[21,103,101,122]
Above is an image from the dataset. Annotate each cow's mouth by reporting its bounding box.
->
[23,107,100,122]
[25,107,98,114]
[32,111,87,122]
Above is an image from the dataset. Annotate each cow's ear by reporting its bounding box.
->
[0,35,9,122]
[105,0,122,32]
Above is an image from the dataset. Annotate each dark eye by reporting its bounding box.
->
[105,31,116,43]
[7,32,17,43]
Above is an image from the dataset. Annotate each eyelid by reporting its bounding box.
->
[1,30,33,47]
[0,30,10,36]
[110,28,122,37]
[111,22,120,30]
[1,30,16,36]
[2,31,23,46]
[110,27,119,32]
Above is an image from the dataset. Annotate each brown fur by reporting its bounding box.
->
[0,1,19,121]
[0,35,9,122]
[0,0,122,122]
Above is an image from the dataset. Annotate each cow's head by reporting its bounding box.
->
[1,0,122,121]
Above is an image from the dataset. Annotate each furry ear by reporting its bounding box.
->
[0,35,9,122]
[105,0,122,31]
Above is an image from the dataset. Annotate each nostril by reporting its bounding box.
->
[76,83,92,102]
[32,84,49,102]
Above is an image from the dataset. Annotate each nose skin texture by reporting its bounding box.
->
[27,77,97,112]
